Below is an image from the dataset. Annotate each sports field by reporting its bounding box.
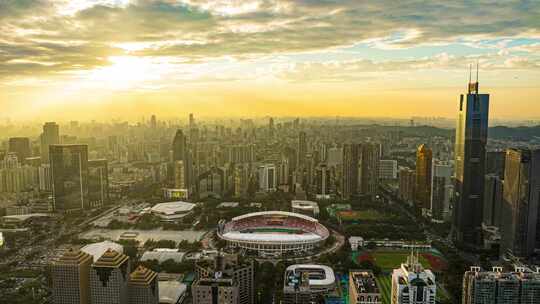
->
[337,209,385,222]
[356,250,447,271]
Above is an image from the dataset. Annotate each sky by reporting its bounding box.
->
[1,0,540,122]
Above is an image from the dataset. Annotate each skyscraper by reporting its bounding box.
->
[297,131,307,169]
[359,144,380,198]
[172,130,186,162]
[41,122,60,163]
[483,174,503,228]
[342,144,359,199]
[415,144,433,210]
[431,162,452,222]
[399,167,416,205]
[88,159,109,208]
[50,144,88,212]
[499,148,540,259]
[453,69,490,246]
[8,137,31,164]
[51,249,93,304]
[90,249,130,304]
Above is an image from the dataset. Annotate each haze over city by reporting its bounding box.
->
[1,1,540,121]
[3,2,540,304]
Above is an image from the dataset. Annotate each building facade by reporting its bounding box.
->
[453,77,490,247]
[499,149,540,259]
[51,249,93,304]
[391,251,436,304]
[50,144,89,212]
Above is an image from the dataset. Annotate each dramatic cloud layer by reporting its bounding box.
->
[1,0,540,120]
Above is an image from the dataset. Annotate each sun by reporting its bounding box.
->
[86,56,158,90]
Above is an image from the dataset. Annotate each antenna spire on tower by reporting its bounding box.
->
[476,60,479,83]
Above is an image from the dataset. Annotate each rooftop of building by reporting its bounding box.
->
[150,201,196,215]
[285,264,335,288]
[54,248,93,265]
[350,270,380,294]
[92,249,129,268]
[129,265,158,286]
[81,240,123,262]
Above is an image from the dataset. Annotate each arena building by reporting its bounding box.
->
[217,211,329,257]
[150,201,195,221]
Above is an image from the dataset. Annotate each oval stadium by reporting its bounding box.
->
[217,211,329,258]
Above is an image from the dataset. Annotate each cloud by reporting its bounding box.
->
[0,0,539,81]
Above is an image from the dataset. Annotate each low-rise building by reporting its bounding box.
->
[283,264,336,304]
[150,201,195,221]
[349,270,381,304]
[291,200,320,217]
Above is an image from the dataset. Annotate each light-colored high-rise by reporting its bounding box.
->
[391,251,436,304]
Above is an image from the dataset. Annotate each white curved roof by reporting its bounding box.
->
[151,201,195,215]
[222,231,323,243]
[232,211,318,223]
[286,264,336,286]
[81,241,123,262]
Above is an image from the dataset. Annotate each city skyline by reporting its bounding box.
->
[1,1,540,121]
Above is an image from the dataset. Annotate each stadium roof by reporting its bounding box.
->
[81,241,123,262]
[151,201,195,215]
[222,231,322,243]
[286,264,336,286]
[232,211,318,223]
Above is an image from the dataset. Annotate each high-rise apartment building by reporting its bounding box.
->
[415,144,432,210]
[462,266,540,304]
[499,149,540,259]
[41,122,60,163]
[453,72,490,246]
[89,249,130,304]
[51,249,93,304]
[8,137,31,164]
[50,145,89,212]
[391,251,436,304]
[128,266,159,304]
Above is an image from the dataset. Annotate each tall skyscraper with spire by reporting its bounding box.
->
[453,65,490,247]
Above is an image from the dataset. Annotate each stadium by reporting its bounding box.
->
[217,211,330,257]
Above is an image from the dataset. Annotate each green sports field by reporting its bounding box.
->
[371,251,430,270]
[375,276,392,304]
